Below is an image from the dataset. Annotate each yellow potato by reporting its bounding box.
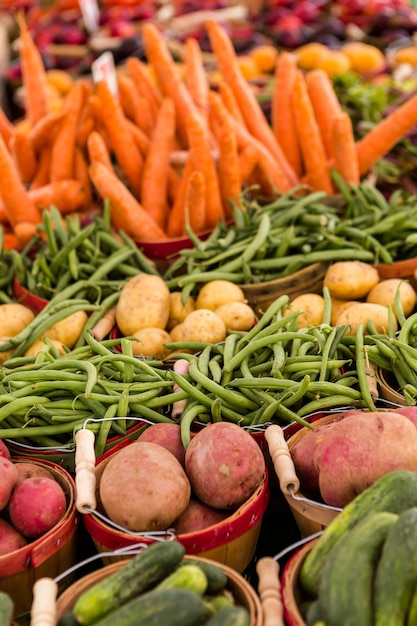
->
[25,339,66,358]
[330,297,359,326]
[116,274,171,336]
[0,303,35,337]
[169,323,184,342]
[366,278,417,317]
[42,310,88,348]
[334,302,398,335]
[181,309,227,344]
[167,292,196,331]
[131,328,172,359]
[284,293,325,328]
[214,301,256,331]
[196,280,245,311]
[324,261,380,300]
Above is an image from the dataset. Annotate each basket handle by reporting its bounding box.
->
[75,428,97,513]
[256,557,285,626]
[265,425,300,495]
[30,577,57,626]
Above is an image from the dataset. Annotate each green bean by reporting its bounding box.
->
[0,417,91,440]
[355,325,377,411]
[180,402,208,448]
[208,356,222,384]
[188,360,257,411]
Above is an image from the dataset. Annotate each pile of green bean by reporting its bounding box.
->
[164,294,378,448]
[0,332,188,457]
[12,203,160,301]
[164,174,417,298]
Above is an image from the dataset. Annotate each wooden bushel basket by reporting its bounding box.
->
[0,458,78,619]
[280,539,317,626]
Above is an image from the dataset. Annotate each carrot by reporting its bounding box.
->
[217,113,241,219]
[331,111,360,185]
[133,94,154,137]
[117,72,140,122]
[292,71,334,195]
[218,81,246,126]
[74,146,93,208]
[125,56,162,123]
[91,305,117,341]
[29,179,88,213]
[187,111,224,229]
[95,80,143,198]
[0,107,14,148]
[17,12,50,126]
[356,89,417,175]
[184,37,209,120]
[140,97,176,229]
[2,232,19,250]
[89,161,168,241]
[30,141,52,189]
[238,142,259,185]
[167,165,182,206]
[87,130,113,170]
[49,82,84,182]
[166,156,193,237]
[0,133,41,243]
[184,169,207,234]
[141,22,202,148]
[125,118,151,157]
[10,127,37,184]
[305,68,343,161]
[206,20,298,187]
[28,110,65,153]
[272,51,303,178]
[75,109,96,149]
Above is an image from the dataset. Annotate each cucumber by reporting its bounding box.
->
[374,506,417,626]
[300,469,417,596]
[57,610,80,626]
[182,558,228,594]
[0,592,14,626]
[203,605,250,626]
[92,587,208,626]
[406,580,417,626]
[203,594,235,616]
[318,511,398,626]
[156,563,208,595]
[73,540,186,625]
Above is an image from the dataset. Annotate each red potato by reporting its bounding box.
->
[138,423,187,467]
[14,462,54,486]
[173,499,229,535]
[0,458,18,511]
[8,477,67,538]
[290,423,335,498]
[99,442,191,532]
[0,440,10,459]
[313,410,417,508]
[0,518,27,555]
[185,422,265,509]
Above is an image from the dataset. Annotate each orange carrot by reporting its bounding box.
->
[125,118,151,157]
[187,111,224,229]
[126,56,162,123]
[2,232,19,250]
[0,107,14,148]
[140,97,176,229]
[331,111,360,185]
[29,179,88,213]
[292,71,334,195]
[217,114,241,219]
[218,81,245,125]
[117,72,140,122]
[75,109,96,149]
[87,130,113,170]
[74,146,93,208]
[30,141,52,189]
[29,110,65,153]
[49,82,84,182]
[95,80,143,198]
[17,12,50,126]
[356,90,417,175]
[141,22,202,148]
[184,37,209,120]
[0,132,41,244]
[89,161,168,241]
[206,20,298,188]
[272,51,303,177]
[306,68,342,161]
[185,169,207,234]
[10,127,37,184]
[238,142,259,185]
[167,166,182,206]
[166,156,193,237]
[133,95,154,137]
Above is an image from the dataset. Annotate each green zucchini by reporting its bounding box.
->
[300,469,417,596]
[73,540,186,625]
[182,557,228,594]
[91,587,208,626]
[374,506,417,626]
[0,592,14,626]
[156,563,208,595]
[203,605,250,626]
[318,510,398,626]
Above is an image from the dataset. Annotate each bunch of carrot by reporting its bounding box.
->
[1,16,417,250]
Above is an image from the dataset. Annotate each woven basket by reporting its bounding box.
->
[376,368,407,406]
[56,555,263,626]
[0,458,78,619]
[281,539,317,626]
[240,262,327,317]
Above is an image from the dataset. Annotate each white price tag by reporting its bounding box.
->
[79,0,100,33]
[92,51,118,97]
